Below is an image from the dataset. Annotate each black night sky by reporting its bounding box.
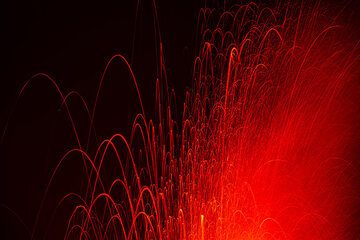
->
[0,0,202,238]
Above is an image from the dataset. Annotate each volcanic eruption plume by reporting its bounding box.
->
[1,0,359,239]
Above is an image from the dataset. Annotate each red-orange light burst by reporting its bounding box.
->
[2,0,359,239]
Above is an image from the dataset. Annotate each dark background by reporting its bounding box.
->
[0,0,203,239]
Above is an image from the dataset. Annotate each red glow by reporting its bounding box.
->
[3,0,359,239]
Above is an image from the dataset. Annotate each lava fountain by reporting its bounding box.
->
[2,0,359,239]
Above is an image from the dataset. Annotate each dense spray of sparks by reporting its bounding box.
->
[4,0,359,239]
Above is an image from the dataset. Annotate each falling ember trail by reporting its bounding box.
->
[2,0,360,239]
